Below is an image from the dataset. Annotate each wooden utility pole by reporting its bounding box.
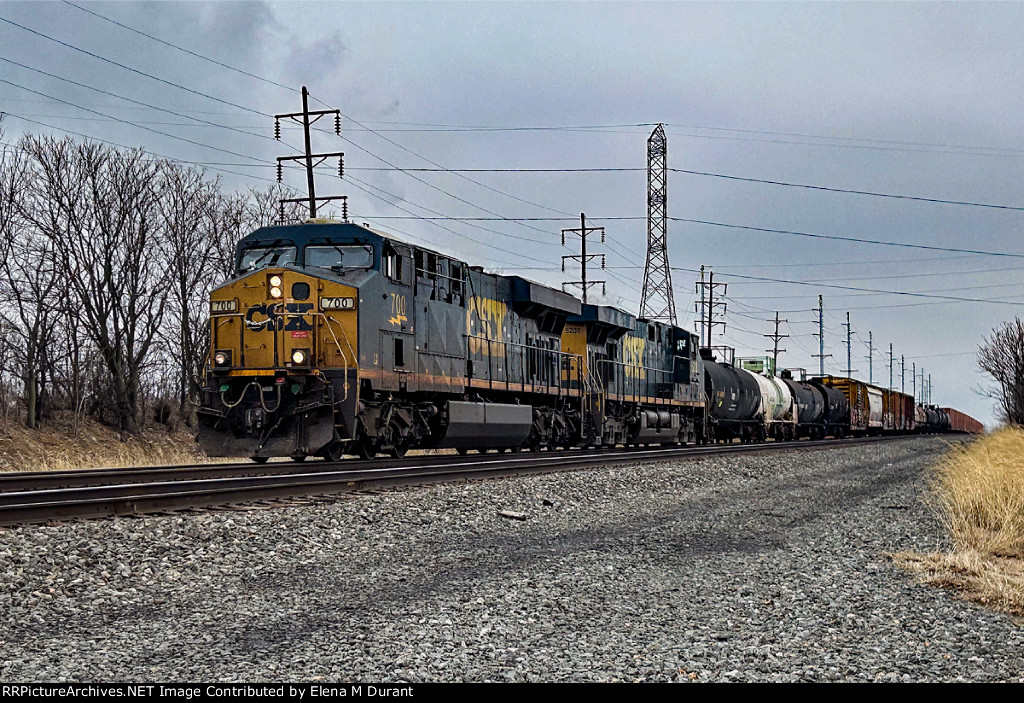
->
[764,312,789,374]
[561,213,606,304]
[275,85,347,220]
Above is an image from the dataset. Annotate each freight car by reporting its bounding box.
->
[196,221,705,460]
[778,370,849,440]
[941,407,984,434]
[919,405,951,434]
[195,219,983,461]
[813,376,880,435]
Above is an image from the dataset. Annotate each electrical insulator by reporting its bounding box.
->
[601,255,606,269]
[274,119,281,140]
[276,162,282,183]
[335,113,341,135]
[561,233,565,246]
[338,155,344,178]
[342,199,349,222]
[561,260,565,272]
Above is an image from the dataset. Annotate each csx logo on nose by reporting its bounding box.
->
[245,303,314,331]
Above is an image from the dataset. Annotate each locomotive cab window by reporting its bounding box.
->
[305,244,373,271]
[450,262,465,299]
[238,244,297,273]
[382,243,412,286]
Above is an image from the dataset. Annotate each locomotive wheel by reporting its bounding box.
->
[353,439,376,460]
[250,456,269,464]
[456,447,470,455]
[386,422,409,459]
[290,454,307,462]
[321,441,346,462]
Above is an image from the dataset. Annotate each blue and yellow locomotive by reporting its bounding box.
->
[197,220,707,461]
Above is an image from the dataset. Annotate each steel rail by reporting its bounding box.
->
[0,444,708,493]
[0,436,917,527]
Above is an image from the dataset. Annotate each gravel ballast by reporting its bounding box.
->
[1,436,1021,682]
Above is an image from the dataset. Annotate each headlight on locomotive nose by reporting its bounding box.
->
[291,349,309,365]
[268,274,284,299]
[213,350,232,368]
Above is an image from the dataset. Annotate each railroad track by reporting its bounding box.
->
[0,435,917,527]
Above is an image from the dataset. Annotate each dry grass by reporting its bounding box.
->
[0,414,208,472]
[933,426,1024,558]
[0,414,461,472]
[895,427,1024,616]
[893,550,1024,616]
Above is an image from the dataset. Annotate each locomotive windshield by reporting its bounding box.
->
[305,244,374,270]
[238,244,297,273]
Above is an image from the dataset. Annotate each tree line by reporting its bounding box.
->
[0,130,303,434]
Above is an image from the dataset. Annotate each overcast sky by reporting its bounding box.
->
[1,1,1021,427]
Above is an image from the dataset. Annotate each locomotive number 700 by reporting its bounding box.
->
[390,293,407,317]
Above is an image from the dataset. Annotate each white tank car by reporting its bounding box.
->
[751,373,797,440]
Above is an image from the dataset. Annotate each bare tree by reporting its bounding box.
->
[242,183,307,230]
[0,136,66,428]
[978,316,1024,426]
[1,131,311,435]
[21,136,170,433]
[154,163,225,420]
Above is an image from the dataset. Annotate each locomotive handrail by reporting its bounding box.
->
[593,358,675,404]
[463,334,584,395]
[313,312,355,402]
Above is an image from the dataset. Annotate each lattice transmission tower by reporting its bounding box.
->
[639,124,676,325]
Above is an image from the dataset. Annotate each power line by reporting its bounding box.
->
[671,266,1024,307]
[0,55,274,144]
[345,175,553,264]
[60,0,296,93]
[1,112,289,188]
[0,15,267,117]
[304,163,1024,212]
[672,217,1024,259]
[0,77,270,164]
[0,16,637,276]
[670,168,1024,212]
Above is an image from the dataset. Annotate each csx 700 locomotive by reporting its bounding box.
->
[197,220,706,461]
[196,220,981,461]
